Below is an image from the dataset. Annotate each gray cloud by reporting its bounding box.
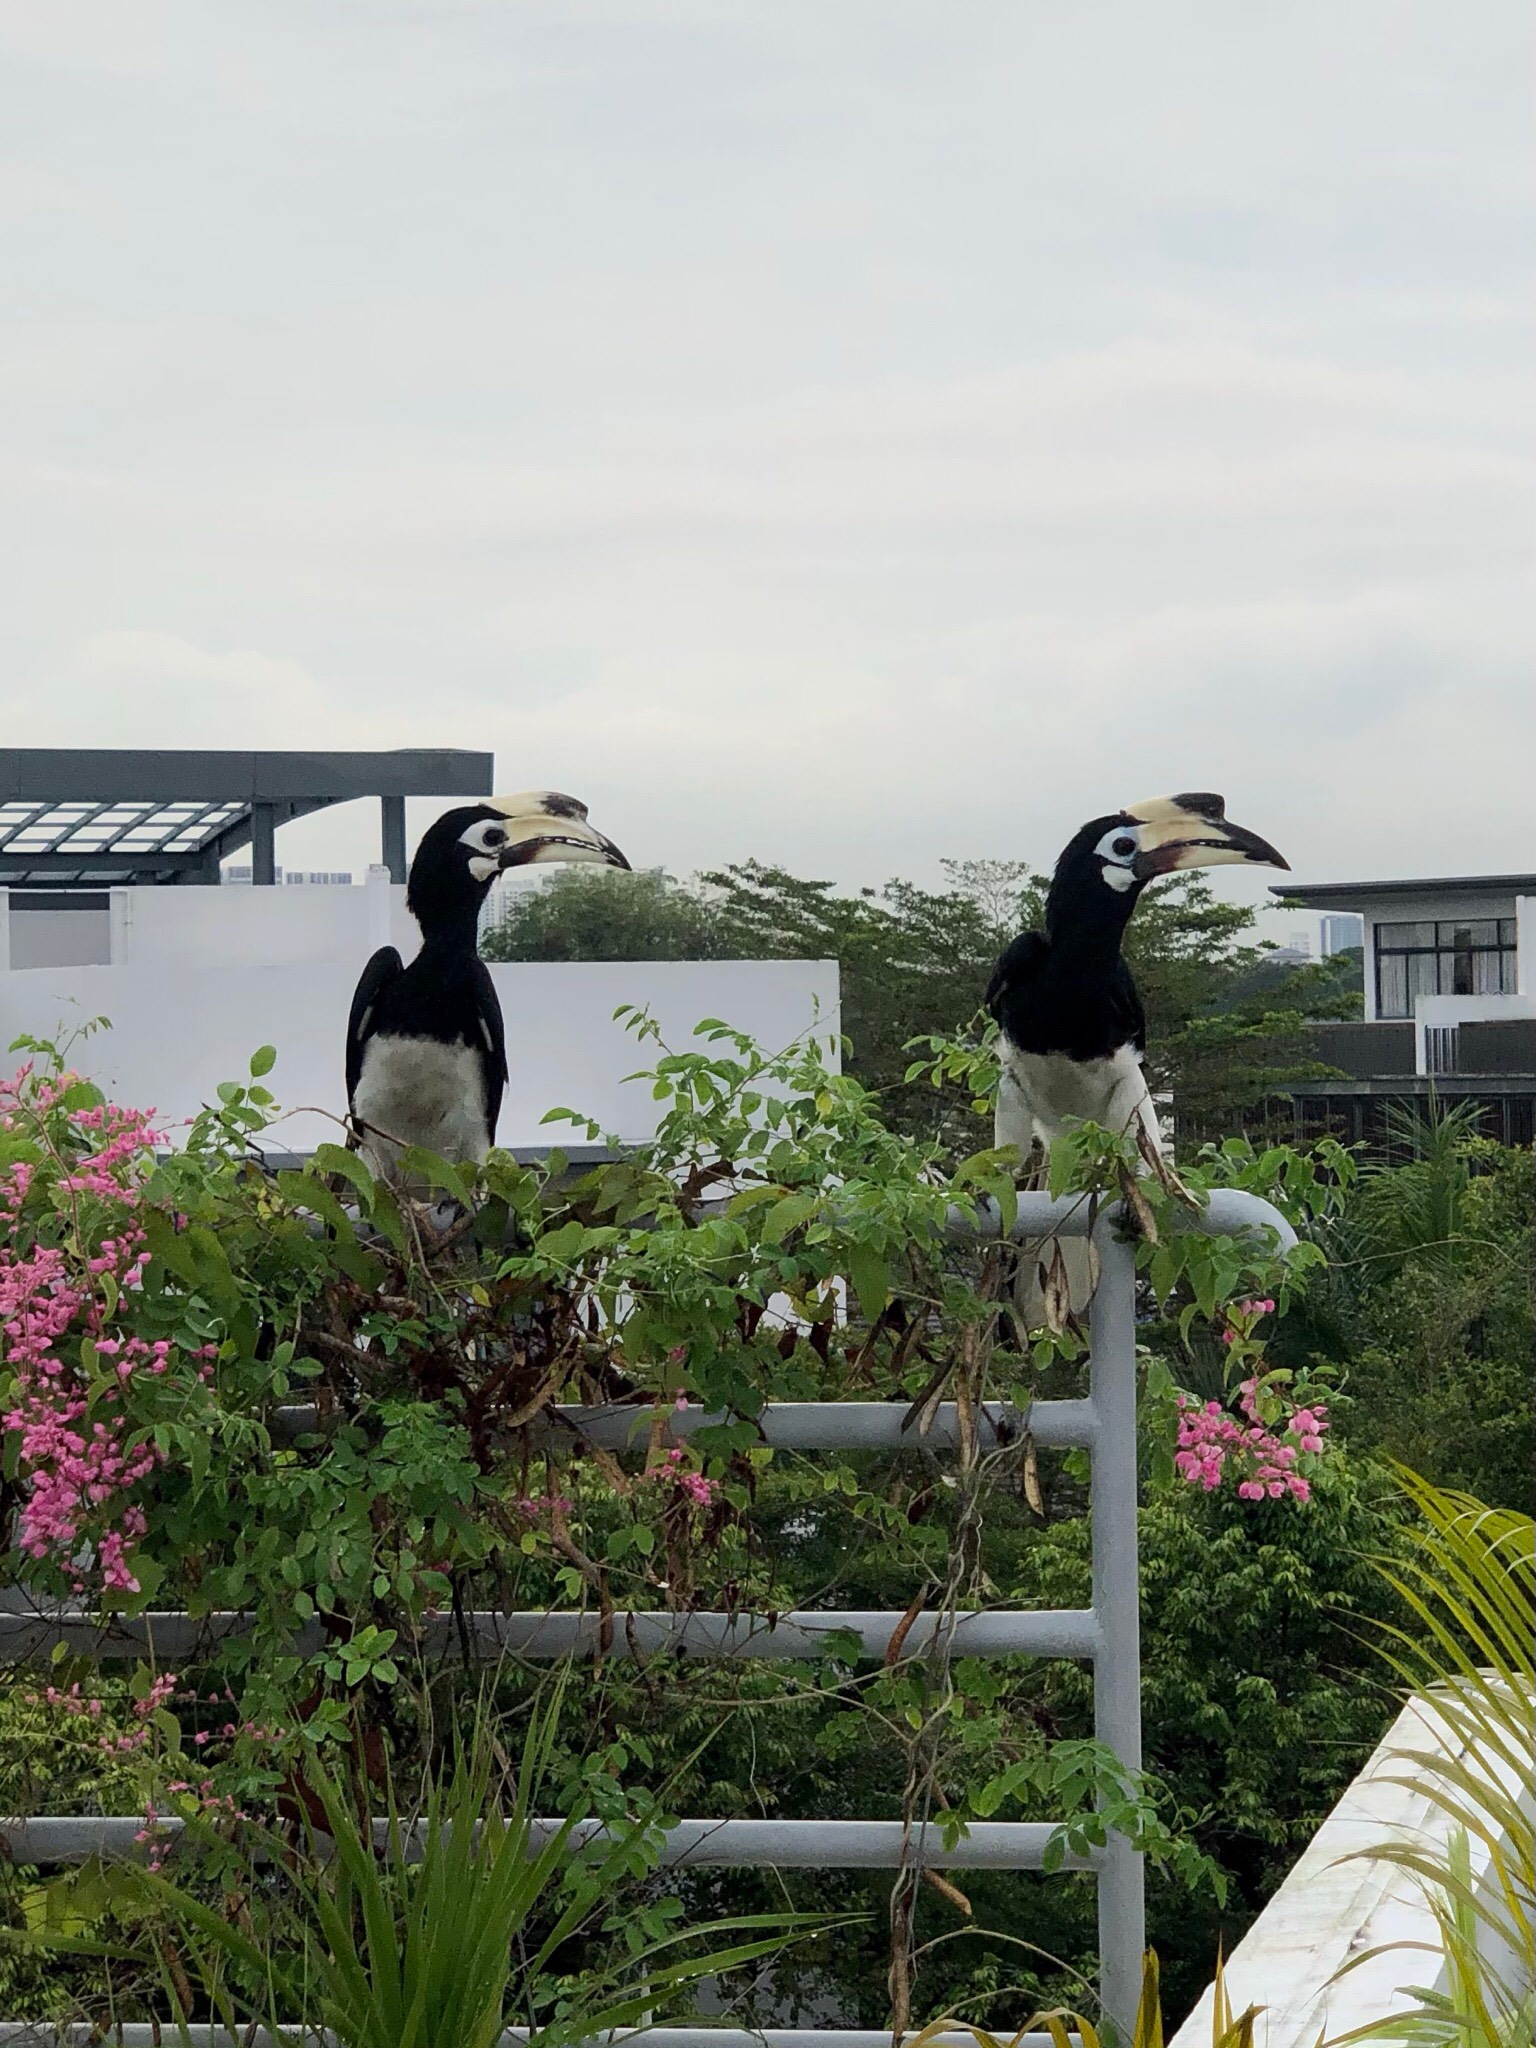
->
[0,1,1530,920]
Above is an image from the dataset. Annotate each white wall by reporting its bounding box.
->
[110,871,396,970]
[1519,895,1535,996]
[1415,992,1536,1071]
[1168,1695,1531,2048]
[0,883,840,1152]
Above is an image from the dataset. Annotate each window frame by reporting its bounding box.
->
[1373,916,1519,1018]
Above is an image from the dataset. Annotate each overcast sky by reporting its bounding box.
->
[1,2,1530,929]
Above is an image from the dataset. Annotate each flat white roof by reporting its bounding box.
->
[1274,875,1535,908]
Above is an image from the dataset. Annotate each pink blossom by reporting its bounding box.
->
[1174,1373,1330,1507]
[0,1071,179,1596]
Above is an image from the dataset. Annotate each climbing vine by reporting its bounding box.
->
[1,1013,1348,2023]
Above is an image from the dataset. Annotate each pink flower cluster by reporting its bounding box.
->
[36,1669,178,1757]
[0,1070,203,1595]
[1175,1376,1330,1504]
[514,1494,573,1520]
[646,1445,721,1508]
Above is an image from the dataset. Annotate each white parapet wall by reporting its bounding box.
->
[0,878,840,1153]
[1169,1693,1532,2048]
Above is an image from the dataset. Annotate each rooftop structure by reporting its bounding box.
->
[0,748,493,888]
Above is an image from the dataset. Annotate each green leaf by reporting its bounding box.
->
[846,1247,889,1321]
[761,1192,818,1245]
[249,1044,277,1078]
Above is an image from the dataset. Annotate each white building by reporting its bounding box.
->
[1270,872,1536,1148]
[0,748,837,1156]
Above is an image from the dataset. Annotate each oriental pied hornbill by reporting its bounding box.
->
[347,792,629,1180]
[985,792,1288,1320]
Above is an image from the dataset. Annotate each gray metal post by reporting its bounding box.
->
[1089,1223,1146,2043]
[381,794,407,883]
[249,804,277,886]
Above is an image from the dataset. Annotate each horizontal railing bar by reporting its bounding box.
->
[570,1398,1095,1450]
[0,1814,1094,1873]
[0,1607,1099,1664]
[268,1398,1098,1452]
[0,2028,1070,2047]
[947,1186,1297,1249]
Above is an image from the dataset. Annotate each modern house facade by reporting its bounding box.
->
[1271,872,1536,1148]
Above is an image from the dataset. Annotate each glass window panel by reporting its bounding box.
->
[1377,921,1436,948]
[1498,919,1516,945]
[1468,948,1518,996]
[1377,953,1409,1017]
[1440,920,1498,947]
[1407,953,1441,1006]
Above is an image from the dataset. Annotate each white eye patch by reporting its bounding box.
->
[1094,825,1140,864]
[458,819,510,855]
[1093,825,1140,891]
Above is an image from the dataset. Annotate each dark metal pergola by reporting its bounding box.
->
[0,748,493,888]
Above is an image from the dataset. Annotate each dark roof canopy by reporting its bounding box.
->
[1272,874,1536,908]
[0,748,493,887]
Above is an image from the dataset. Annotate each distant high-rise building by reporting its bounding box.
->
[223,866,354,886]
[1320,914,1364,956]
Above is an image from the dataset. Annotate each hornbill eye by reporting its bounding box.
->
[1112,836,1136,857]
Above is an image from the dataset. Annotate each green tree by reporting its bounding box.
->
[483,860,1357,1145]
[1282,1102,1536,1512]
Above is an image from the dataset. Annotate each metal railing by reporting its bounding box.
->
[0,1188,1295,2047]
[1424,1025,1460,1076]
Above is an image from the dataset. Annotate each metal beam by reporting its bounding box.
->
[554,1396,1100,1452]
[249,803,277,886]
[1089,1226,1146,2045]
[0,1814,1096,1873]
[0,748,494,805]
[0,850,212,885]
[0,1606,1099,1664]
[267,1397,1098,1452]
[381,791,407,882]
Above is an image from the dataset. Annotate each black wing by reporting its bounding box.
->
[346,946,404,1108]
[1108,955,1147,1055]
[469,957,509,1145]
[987,929,1146,1062]
[985,929,1048,1020]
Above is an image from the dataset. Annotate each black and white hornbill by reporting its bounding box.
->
[987,793,1288,1167]
[985,795,1287,1325]
[346,792,630,1179]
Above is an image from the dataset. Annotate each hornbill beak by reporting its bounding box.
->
[1125,793,1289,880]
[489,790,632,872]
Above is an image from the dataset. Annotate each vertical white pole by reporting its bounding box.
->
[1089,1223,1146,2044]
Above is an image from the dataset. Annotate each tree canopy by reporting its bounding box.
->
[483,858,1360,1143]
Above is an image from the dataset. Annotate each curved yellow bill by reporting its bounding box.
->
[490,790,631,871]
[1125,793,1288,877]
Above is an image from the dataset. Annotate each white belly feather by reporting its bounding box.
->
[352,1035,491,1177]
[996,1041,1160,1156]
